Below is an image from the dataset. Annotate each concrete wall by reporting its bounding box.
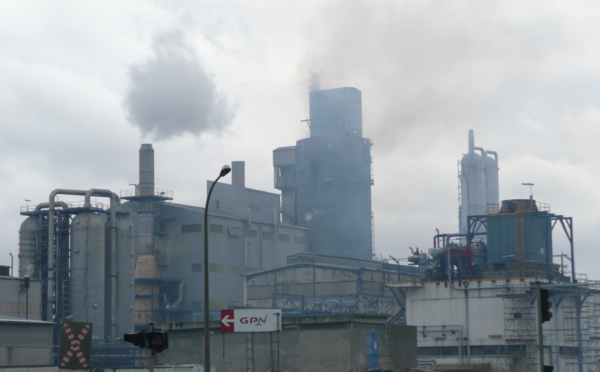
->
[399,278,592,371]
[156,315,417,372]
[0,320,54,367]
[0,277,42,320]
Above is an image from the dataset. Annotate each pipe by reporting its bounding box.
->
[35,201,69,211]
[474,146,485,157]
[486,150,498,163]
[167,281,185,309]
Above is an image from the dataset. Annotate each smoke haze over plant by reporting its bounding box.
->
[1,1,600,278]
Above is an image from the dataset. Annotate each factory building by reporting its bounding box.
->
[122,149,308,326]
[274,87,374,261]
[156,314,417,372]
[390,192,596,371]
[245,253,416,317]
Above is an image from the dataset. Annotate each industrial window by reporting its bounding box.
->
[191,263,202,272]
[228,226,242,237]
[245,229,258,238]
[181,224,202,233]
[560,346,580,356]
[418,346,459,357]
[262,231,274,240]
[278,233,290,243]
[294,235,306,245]
[210,224,223,233]
[210,263,223,273]
[228,265,241,275]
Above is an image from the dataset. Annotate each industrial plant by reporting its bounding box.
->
[1,87,598,372]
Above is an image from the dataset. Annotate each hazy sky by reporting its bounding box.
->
[1,1,600,278]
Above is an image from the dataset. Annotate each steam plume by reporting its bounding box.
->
[125,30,234,140]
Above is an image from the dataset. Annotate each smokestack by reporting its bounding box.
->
[468,129,475,154]
[139,144,154,196]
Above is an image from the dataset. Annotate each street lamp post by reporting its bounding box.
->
[203,165,231,371]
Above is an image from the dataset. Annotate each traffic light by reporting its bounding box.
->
[124,331,148,348]
[146,331,169,352]
[541,288,552,323]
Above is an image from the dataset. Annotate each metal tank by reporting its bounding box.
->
[460,131,486,231]
[486,199,552,266]
[483,151,499,207]
[116,213,135,335]
[70,211,106,340]
[18,216,39,278]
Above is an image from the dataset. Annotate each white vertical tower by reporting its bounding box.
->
[459,130,499,234]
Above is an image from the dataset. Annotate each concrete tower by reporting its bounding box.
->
[274,87,373,260]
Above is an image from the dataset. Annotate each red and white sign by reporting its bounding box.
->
[221,309,282,333]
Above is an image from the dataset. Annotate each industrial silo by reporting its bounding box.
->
[116,213,135,335]
[483,151,499,207]
[459,130,499,235]
[459,131,486,233]
[70,211,106,340]
[18,216,39,278]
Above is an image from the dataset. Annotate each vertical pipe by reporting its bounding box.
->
[465,290,471,363]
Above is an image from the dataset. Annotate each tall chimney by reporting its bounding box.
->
[468,129,475,154]
[139,144,154,196]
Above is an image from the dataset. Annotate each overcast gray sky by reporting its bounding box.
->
[1,1,599,278]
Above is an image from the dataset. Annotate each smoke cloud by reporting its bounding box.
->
[125,30,235,140]
[309,70,321,91]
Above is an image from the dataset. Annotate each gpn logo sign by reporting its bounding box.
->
[220,309,281,333]
[60,321,92,370]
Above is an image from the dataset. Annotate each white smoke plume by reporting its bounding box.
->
[125,29,235,140]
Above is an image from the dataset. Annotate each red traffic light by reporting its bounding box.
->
[146,331,169,352]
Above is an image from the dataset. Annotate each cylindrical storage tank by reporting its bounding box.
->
[116,215,135,335]
[483,153,499,207]
[70,212,106,340]
[460,151,485,232]
[18,216,39,278]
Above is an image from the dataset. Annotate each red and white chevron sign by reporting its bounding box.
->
[60,321,92,369]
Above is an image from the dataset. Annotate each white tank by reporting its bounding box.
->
[459,130,487,233]
[18,216,39,278]
[116,214,135,334]
[460,152,485,226]
[483,152,499,207]
[70,212,106,339]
